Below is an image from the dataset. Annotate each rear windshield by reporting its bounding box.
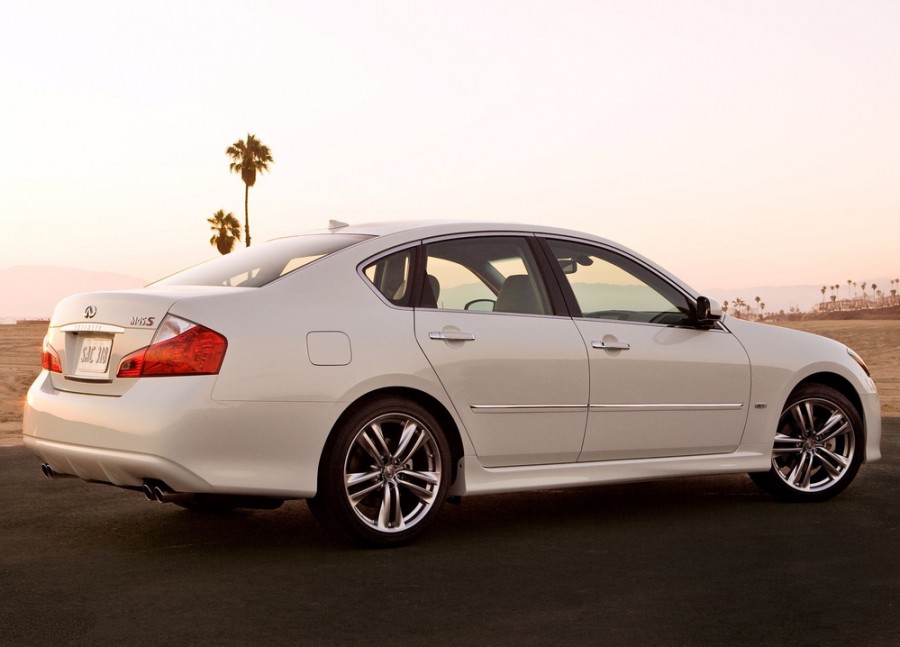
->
[152,234,373,288]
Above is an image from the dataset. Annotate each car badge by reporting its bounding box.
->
[84,305,97,319]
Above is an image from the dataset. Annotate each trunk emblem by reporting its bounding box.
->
[84,306,97,319]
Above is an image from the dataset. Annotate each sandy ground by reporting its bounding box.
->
[0,321,46,447]
[1,319,898,446]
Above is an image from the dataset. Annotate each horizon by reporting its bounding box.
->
[2,1,898,305]
[2,262,898,320]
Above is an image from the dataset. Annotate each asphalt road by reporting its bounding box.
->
[2,420,898,646]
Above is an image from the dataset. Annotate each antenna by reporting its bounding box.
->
[328,219,349,230]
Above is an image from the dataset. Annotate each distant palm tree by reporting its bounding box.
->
[208,210,242,255]
[226,133,274,248]
[755,295,761,317]
[820,286,826,306]
[847,279,852,300]
[722,300,729,314]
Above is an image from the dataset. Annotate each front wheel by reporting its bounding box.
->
[309,397,451,546]
[750,384,864,502]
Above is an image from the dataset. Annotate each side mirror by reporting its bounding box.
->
[695,296,722,328]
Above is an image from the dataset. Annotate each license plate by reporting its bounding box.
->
[76,337,113,375]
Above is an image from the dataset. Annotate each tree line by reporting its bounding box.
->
[817,280,900,312]
[208,133,274,255]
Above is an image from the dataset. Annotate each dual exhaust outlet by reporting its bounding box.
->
[143,480,192,505]
[40,464,189,504]
[41,463,75,480]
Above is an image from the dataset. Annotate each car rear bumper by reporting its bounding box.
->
[24,371,342,497]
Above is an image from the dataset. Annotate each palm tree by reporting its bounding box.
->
[226,133,274,247]
[208,210,242,255]
[755,295,761,318]
[820,286,826,307]
[847,279,852,301]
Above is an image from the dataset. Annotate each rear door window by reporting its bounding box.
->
[422,237,551,315]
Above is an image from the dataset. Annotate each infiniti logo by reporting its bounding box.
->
[84,305,97,319]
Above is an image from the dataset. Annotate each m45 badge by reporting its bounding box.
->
[130,316,156,327]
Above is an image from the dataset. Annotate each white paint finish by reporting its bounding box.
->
[414,309,588,466]
[576,321,751,461]
[306,331,351,366]
[452,449,773,496]
[22,221,883,504]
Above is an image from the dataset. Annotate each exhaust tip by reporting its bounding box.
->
[41,463,53,479]
[142,483,156,501]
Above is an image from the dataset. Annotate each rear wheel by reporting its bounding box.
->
[750,384,864,502]
[309,397,451,546]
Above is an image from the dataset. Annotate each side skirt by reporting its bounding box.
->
[450,445,772,496]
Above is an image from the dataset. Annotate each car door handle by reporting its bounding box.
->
[592,340,630,351]
[429,331,476,341]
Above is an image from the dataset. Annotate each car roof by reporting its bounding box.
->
[281,219,698,298]
[299,219,610,241]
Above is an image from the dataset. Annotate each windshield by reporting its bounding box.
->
[152,234,373,287]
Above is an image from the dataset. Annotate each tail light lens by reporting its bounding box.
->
[117,315,227,378]
[41,336,62,373]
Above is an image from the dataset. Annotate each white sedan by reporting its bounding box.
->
[24,221,881,545]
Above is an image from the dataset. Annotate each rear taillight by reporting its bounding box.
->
[41,336,62,373]
[117,315,227,378]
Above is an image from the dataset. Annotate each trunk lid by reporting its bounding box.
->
[45,286,225,396]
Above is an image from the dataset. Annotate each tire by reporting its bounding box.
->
[750,383,864,502]
[309,397,451,546]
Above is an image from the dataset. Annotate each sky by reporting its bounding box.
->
[2,0,899,299]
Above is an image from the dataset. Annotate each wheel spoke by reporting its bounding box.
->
[394,420,428,464]
[788,452,814,489]
[814,446,850,478]
[357,424,389,466]
[772,433,803,455]
[398,474,438,504]
[347,472,383,506]
[815,412,849,444]
[791,402,815,437]
[346,470,381,487]
[377,481,404,530]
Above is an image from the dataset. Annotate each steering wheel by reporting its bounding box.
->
[464,298,496,311]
